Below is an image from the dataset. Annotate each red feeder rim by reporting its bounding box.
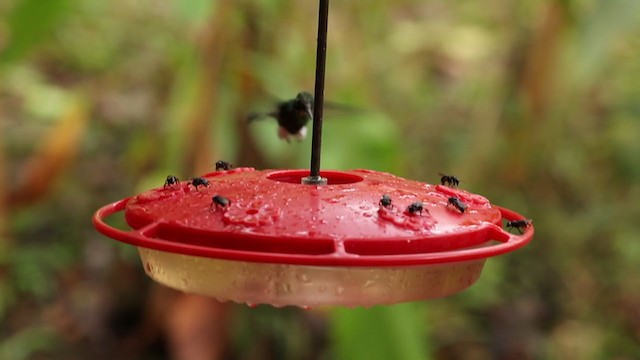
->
[93,169,533,267]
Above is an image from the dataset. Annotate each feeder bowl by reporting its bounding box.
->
[93,168,533,307]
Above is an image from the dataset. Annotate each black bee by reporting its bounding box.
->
[215,160,233,171]
[164,175,180,188]
[506,219,533,234]
[210,195,231,210]
[247,92,314,142]
[190,177,210,190]
[438,173,460,187]
[379,194,393,208]
[447,197,467,213]
[407,201,424,215]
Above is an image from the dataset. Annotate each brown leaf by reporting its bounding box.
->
[165,294,230,360]
[521,2,567,117]
[7,100,88,207]
[0,112,9,255]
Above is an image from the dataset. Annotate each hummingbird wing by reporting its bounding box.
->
[323,101,364,114]
[246,111,278,123]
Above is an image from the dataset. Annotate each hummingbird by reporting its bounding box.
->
[247,92,315,142]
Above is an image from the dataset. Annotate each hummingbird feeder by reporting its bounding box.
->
[93,0,533,307]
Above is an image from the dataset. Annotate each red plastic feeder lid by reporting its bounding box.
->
[93,169,533,267]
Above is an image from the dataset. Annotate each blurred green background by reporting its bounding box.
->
[1,0,640,359]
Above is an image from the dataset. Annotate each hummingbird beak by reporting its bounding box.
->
[306,105,314,121]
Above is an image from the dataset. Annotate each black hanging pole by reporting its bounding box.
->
[303,0,329,185]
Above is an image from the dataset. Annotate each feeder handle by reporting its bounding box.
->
[92,197,138,245]
[93,198,237,256]
[93,198,173,250]
[467,206,535,260]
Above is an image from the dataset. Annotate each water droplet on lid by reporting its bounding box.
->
[281,283,292,293]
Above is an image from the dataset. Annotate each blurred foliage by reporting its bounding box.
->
[331,303,429,360]
[1,0,640,359]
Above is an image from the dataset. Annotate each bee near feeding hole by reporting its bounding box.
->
[164,175,179,188]
[215,161,233,171]
[210,195,231,210]
[447,197,467,213]
[190,177,210,190]
[379,194,393,209]
[506,219,533,234]
[438,173,460,187]
[407,201,424,215]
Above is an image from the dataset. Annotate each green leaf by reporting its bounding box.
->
[331,302,431,360]
[1,0,72,64]
[0,327,59,360]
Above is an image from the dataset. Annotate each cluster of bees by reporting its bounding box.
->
[377,174,466,215]
[163,160,233,210]
[162,166,531,234]
[378,173,532,234]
